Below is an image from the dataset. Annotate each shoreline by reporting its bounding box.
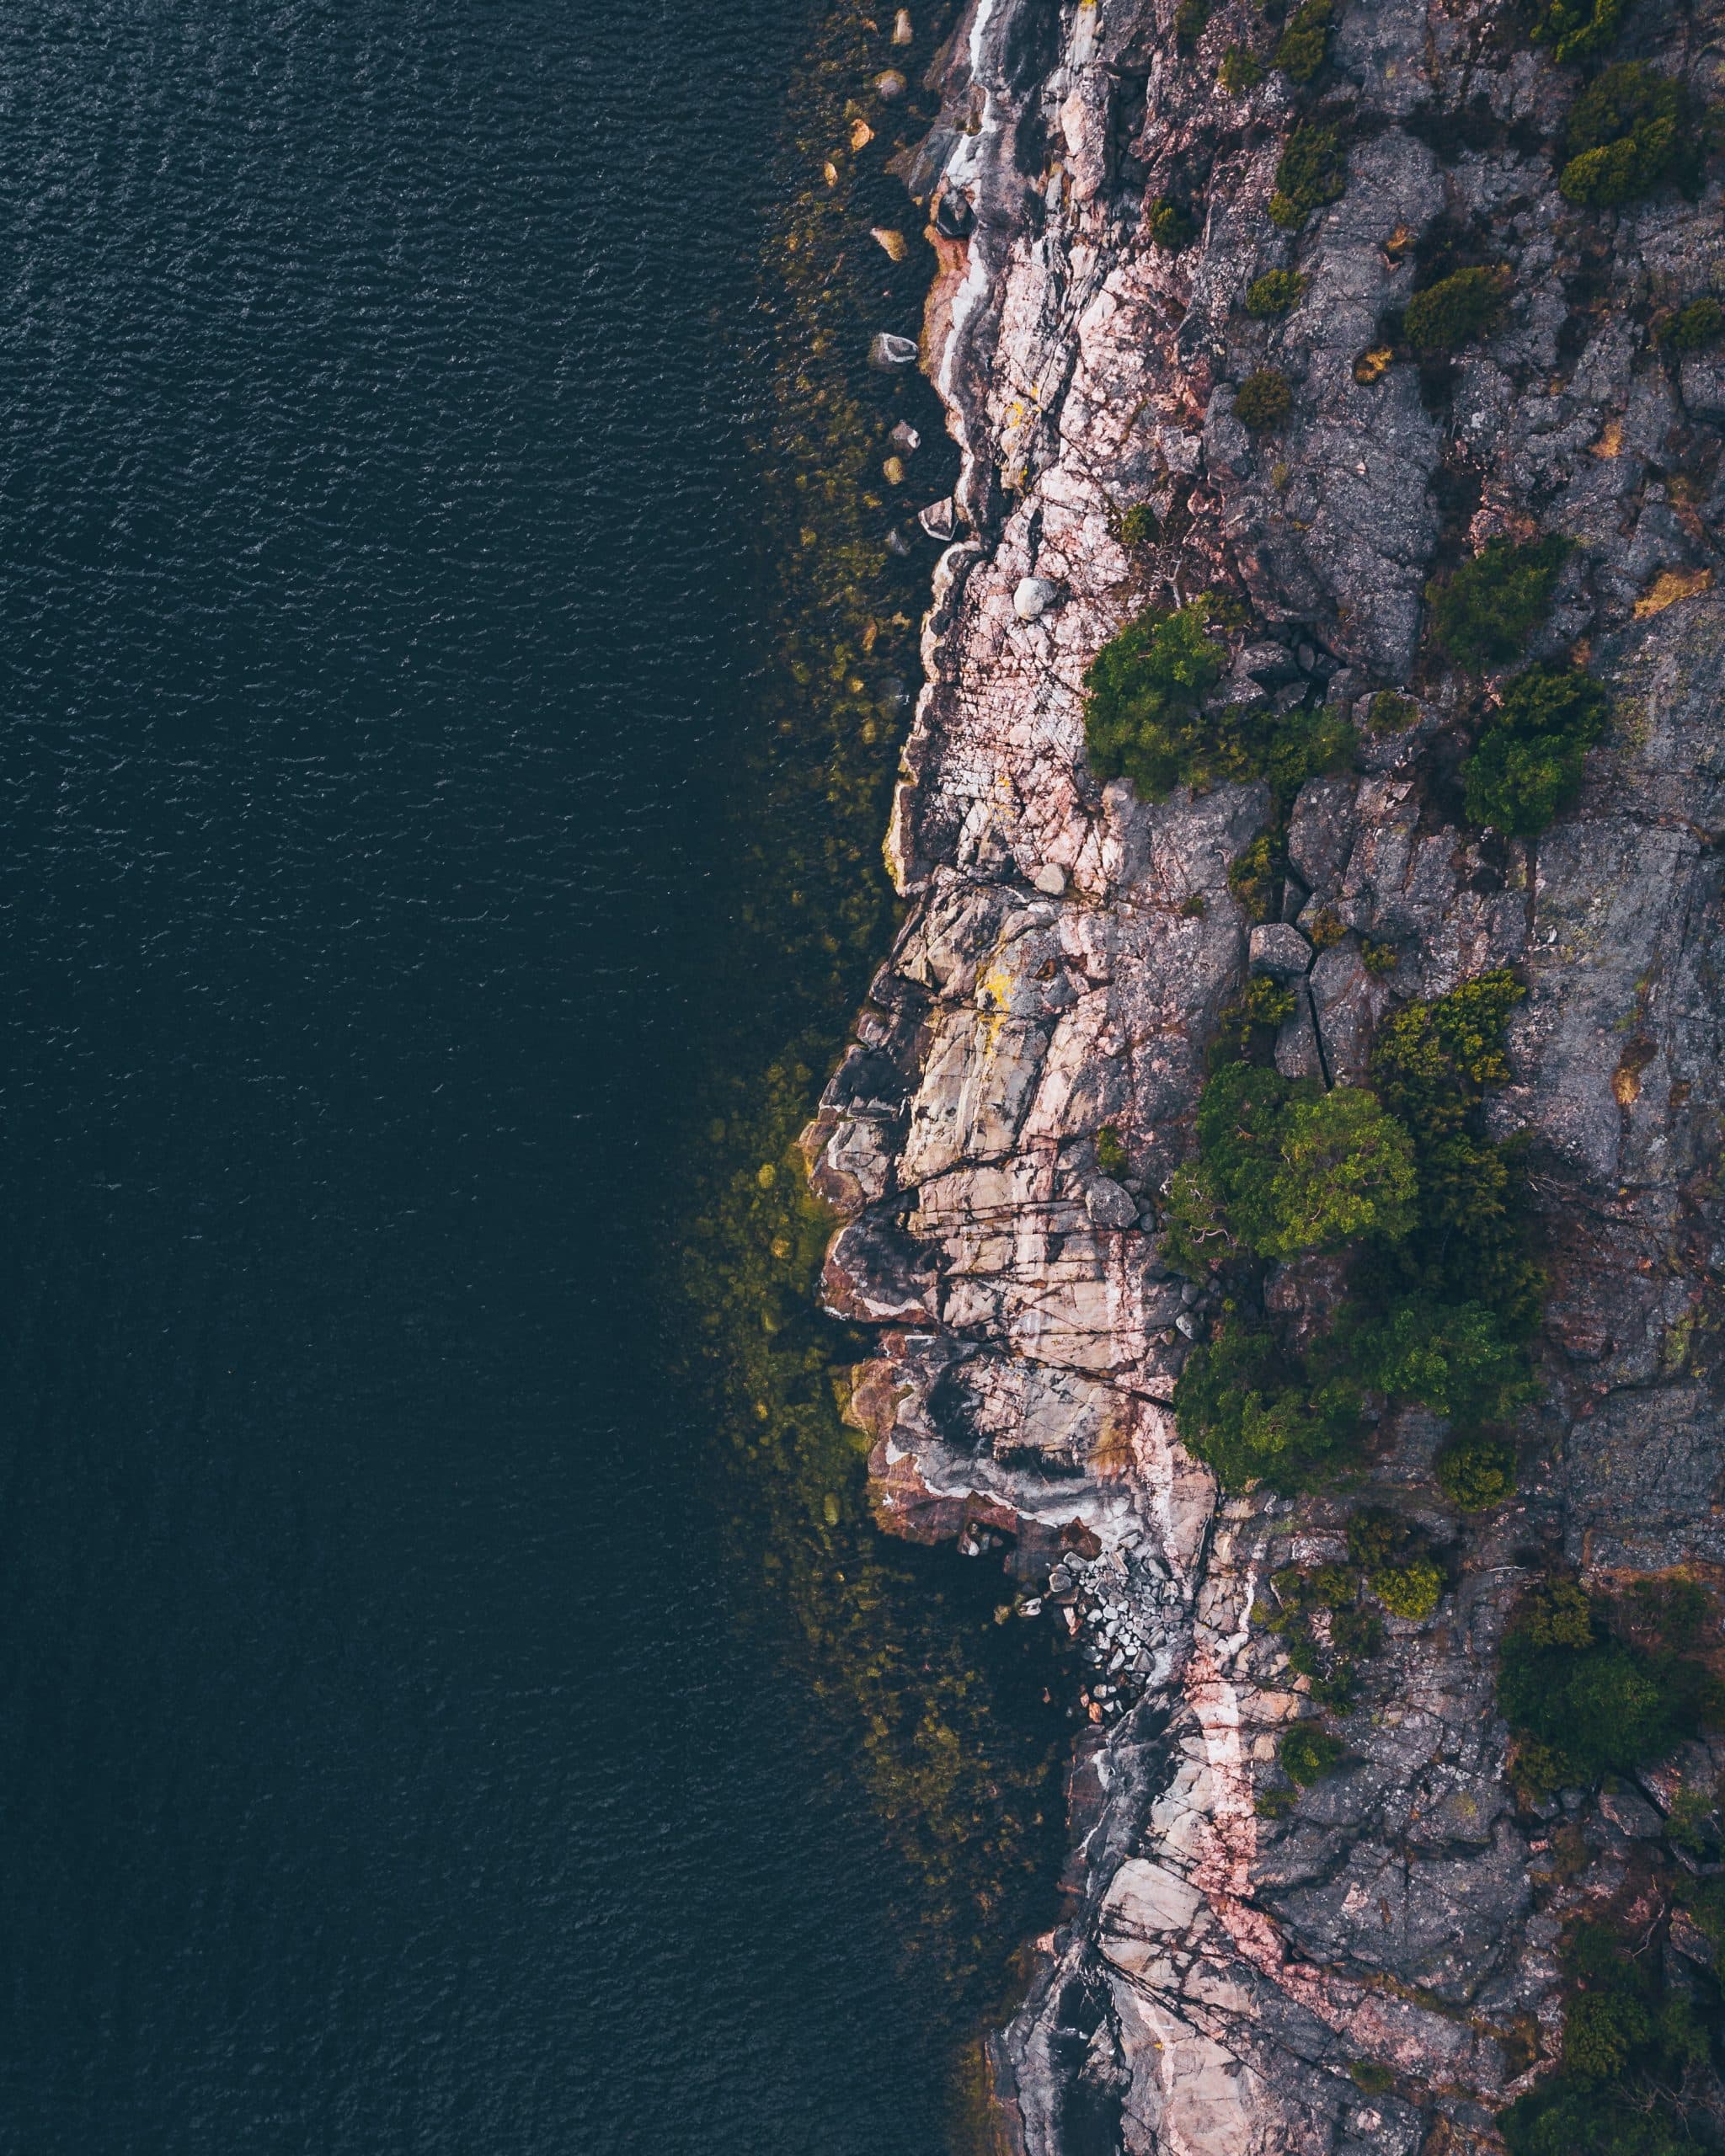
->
[809,0,1725,2149]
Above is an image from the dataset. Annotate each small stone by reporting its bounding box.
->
[1250,922,1314,979]
[933,190,973,239]
[1013,574,1057,621]
[1599,1787,1662,1839]
[1019,1598,1043,1617]
[892,8,913,44]
[874,69,907,100]
[1175,1311,1204,1340]
[868,331,919,370]
[917,496,957,541]
[884,526,913,558]
[1087,1177,1139,1230]
[1032,863,1066,896]
[889,420,921,453]
[870,226,908,263]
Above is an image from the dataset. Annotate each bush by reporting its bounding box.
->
[1462,662,1609,835]
[1269,123,1346,229]
[1349,2061,1394,2096]
[1370,970,1524,1132]
[1175,0,1210,51]
[1308,906,1345,950]
[1558,64,1696,209]
[1403,265,1509,352]
[1220,45,1264,93]
[1530,0,1623,64]
[1095,1126,1129,1179]
[1279,1723,1343,1785]
[1149,195,1199,250]
[1245,268,1305,316]
[1265,1086,1418,1257]
[1360,937,1398,976]
[1435,1432,1516,1509]
[1176,1317,1362,1487]
[1376,1556,1444,1620]
[1274,0,1333,83]
[1662,296,1724,352]
[1228,835,1277,921]
[1082,600,1227,798]
[1118,501,1161,547]
[1339,1297,1536,1423]
[1496,1580,1716,1785]
[1367,690,1418,732]
[1234,368,1293,430]
[1426,534,1570,674]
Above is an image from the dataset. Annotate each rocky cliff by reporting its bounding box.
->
[803,0,1725,2148]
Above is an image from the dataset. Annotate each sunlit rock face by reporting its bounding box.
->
[806,0,1725,2147]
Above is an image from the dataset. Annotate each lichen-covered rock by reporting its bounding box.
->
[806,0,1725,2147]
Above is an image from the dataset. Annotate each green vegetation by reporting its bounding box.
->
[1366,690,1418,733]
[1529,0,1624,64]
[1402,265,1509,352]
[1234,367,1293,430]
[1498,1577,1722,1790]
[1149,195,1199,250]
[1117,500,1162,547]
[1220,45,1264,93]
[1462,662,1609,835]
[1348,1508,1445,1621]
[1245,268,1305,316]
[1228,835,1277,921]
[1558,63,1696,209]
[1279,1722,1344,1784]
[1175,0,1210,51]
[1349,2061,1395,2097]
[1360,936,1398,976]
[1095,1125,1130,1179]
[1502,1912,1719,2156]
[1269,122,1347,229]
[1205,973,1298,1070]
[1257,1558,1382,1709]
[1273,0,1333,83]
[1172,968,1543,1489]
[1081,596,1355,808]
[1663,296,1725,352]
[1435,1430,1516,1508]
[1426,533,1571,674]
[1308,906,1345,950]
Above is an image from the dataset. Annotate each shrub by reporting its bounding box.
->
[1370,970,1524,1132]
[1228,835,1277,921]
[1403,265,1509,352]
[1360,937,1398,976]
[1497,1580,1715,1785]
[1149,195,1199,250]
[1462,662,1609,835]
[1082,600,1228,798]
[1246,268,1306,316]
[1558,64,1696,209]
[1530,0,1624,65]
[1279,1723,1343,1784]
[1264,1086,1418,1257]
[1367,690,1418,732]
[1274,0,1333,83]
[1435,1432,1516,1509]
[1175,0,1210,51]
[1349,2061,1394,2096]
[1662,296,1724,352]
[1176,1317,1362,1487]
[1375,1556,1444,1620]
[1308,906,1345,950]
[1426,534,1570,674]
[1234,368,1293,430]
[1220,45,1264,93]
[1180,892,1208,918]
[1339,1298,1536,1423]
[1095,1126,1129,1178]
[1269,123,1347,229]
[1118,500,1162,547]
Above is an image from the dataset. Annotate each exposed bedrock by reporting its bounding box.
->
[804,0,1725,2148]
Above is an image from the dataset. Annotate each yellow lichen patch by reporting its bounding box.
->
[848,117,873,151]
[824,159,839,186]
[1353,345,1394,385]
[977,961,1015,1053]
[869,225,908,262]
[1381,221,1414,264]
[1635,566,1714,618]
[1612,1061,1641,1107]
[1591,417,1624,459]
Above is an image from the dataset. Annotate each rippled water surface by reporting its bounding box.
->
[0,5,1059,2151]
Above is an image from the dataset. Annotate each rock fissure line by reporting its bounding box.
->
[804,0,1725,2148]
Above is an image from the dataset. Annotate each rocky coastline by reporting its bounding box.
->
[802,0,1725,2149]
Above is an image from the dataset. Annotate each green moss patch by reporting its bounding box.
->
[1558,63,1697,209]
[1273,0,1333,83]
[1402,265,1509,352]
[1268,122,1347,228]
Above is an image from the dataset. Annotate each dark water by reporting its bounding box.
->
[0,6,1051,2152]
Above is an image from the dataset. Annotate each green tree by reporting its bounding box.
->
[1403,266,1509,352]
[1427,535,1571,674]
[1558,64,1696,208]
[1462,663,1609,835]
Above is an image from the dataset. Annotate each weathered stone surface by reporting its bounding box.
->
[804,0,1725,2148]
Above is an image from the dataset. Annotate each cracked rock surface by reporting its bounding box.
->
[804,0,1725,2148]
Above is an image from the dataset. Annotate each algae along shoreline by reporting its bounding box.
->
[662,0,1070,2134]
